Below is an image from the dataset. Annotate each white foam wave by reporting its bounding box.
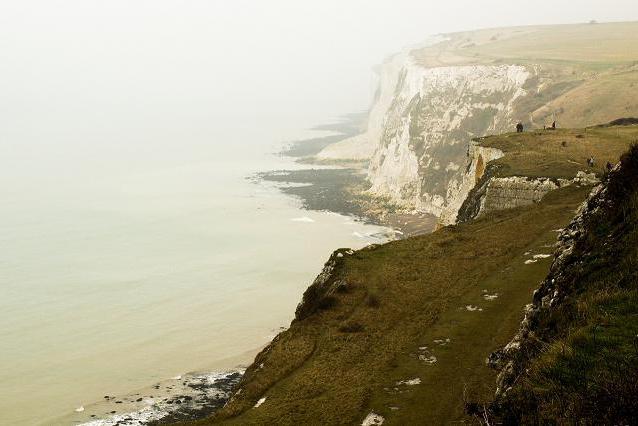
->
[291,216,315,223]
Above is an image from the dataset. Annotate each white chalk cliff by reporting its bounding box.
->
[317,51,414,161]
[317,44,533,222]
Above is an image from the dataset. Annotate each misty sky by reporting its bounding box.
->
[1,0,637,172]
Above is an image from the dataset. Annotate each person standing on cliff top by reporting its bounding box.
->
[516,122,524,133]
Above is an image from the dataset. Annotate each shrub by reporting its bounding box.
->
[338,321,364,333]
[365,293,381,308]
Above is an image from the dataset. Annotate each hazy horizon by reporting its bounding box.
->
[1,1,638,424]
[2,2,637,168]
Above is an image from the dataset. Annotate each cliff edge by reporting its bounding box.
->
[484,143,638,424]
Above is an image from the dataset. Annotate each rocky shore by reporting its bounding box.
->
[68,371,243,426]
[257,167,437,237]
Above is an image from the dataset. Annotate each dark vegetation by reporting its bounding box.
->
[599,117,638,127]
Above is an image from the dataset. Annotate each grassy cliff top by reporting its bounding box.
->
[489,144,638,424]
[179,125,638,425]
[413,22,638,68]
[476,123,638,179]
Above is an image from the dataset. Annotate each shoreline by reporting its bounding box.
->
[257,166,437,238]
[273,113,438,237]
[60,345,267,426]
[57,118,400,426]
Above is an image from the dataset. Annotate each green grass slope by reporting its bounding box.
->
[181,124,638,425]
[477,124,638,179]
[485,145,638,424]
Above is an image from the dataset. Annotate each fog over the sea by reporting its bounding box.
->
[1,0,636,175]
[2,1,637,425]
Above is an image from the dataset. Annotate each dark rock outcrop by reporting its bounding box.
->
[295,248,354,320]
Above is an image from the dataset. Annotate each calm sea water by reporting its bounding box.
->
[0,130,391,425]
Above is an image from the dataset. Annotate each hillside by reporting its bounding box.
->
[178,123,638,425]
[485,143,638,424]
[315,21,638,226]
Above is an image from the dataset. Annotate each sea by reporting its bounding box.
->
[0,123,394,425]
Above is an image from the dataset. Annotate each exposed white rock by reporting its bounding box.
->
[419,354,438,364]
[490,174,614,395]
[439,143,504,225]
[317,40,531,222]
[362,412,385,425]
[366,60,530,216]
[574,171,599,185]
[319,38,444,161]
[533,254,552,259]
[314,35,612,228]
[254,397,266,408]
[396,378,422,386]
[477,177,563,216]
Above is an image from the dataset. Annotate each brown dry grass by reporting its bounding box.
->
[467,22,638,64]
[531,69,638,128]
[477,124,638,179]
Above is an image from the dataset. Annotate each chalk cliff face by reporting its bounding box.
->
[317,25,638,225]
[317,48,431,161]
[318,47,533,219]
[438,141,504,225]
[366,61,530,217]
